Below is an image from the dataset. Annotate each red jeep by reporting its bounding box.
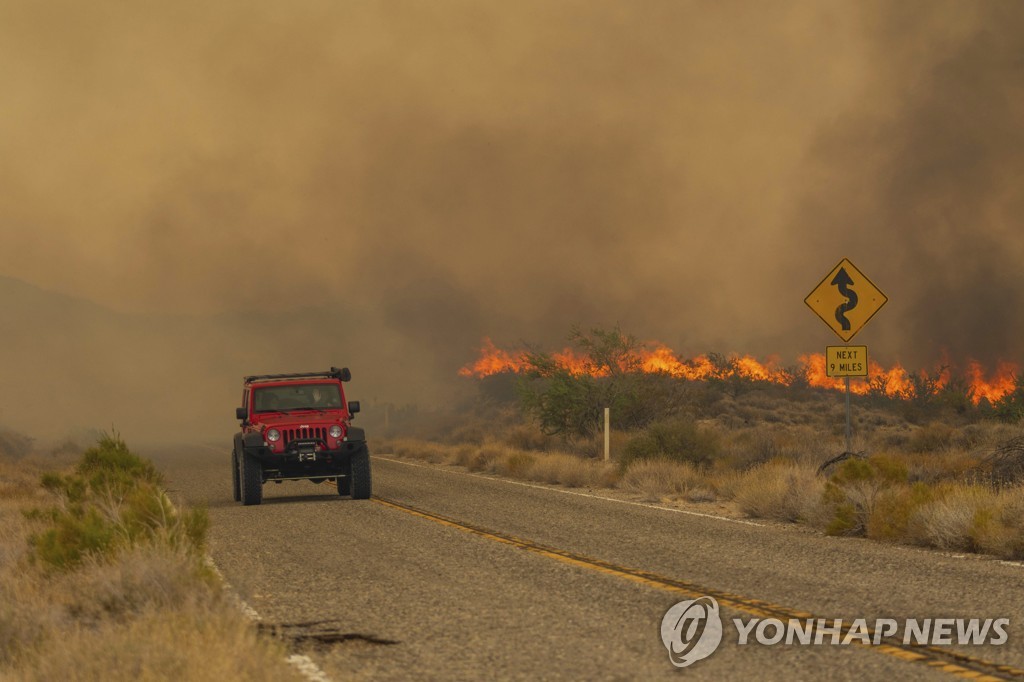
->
[232,367,370,505]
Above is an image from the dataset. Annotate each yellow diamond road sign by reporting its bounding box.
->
[805,258,887,342]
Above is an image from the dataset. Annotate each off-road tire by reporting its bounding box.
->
[232,451,241,501]
[240,451,263,506]
[351,447,372,499]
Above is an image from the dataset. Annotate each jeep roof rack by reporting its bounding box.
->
[245,367,351,383]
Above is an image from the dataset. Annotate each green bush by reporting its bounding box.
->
[514,325,694,439]
[30,432,206,571]
[621,417,720,467]
[33,507,118,571]
[77,432,163,492]
[865,483,934,541]
[821,454,909,536]
[993,386,1024,423]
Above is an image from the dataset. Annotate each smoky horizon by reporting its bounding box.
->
[1,1,1022,440]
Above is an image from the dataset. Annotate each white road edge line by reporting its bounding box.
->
[204,556,333,682]
[373,454,764,527]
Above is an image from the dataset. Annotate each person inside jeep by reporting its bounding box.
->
[308,386,341,408]
[255,391,281,412]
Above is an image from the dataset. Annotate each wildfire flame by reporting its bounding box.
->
[460,338,1020,405]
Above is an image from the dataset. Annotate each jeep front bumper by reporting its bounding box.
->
[243,440,368,482]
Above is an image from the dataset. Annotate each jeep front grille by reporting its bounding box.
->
[283,427,327,445]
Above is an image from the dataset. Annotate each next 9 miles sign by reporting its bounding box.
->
[826,345,868,378]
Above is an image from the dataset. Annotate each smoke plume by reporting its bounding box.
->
[0,1,1021,439]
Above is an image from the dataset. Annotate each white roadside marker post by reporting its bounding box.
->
[604,407,610,461]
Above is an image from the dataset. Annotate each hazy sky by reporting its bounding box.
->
[1,1,1022,437]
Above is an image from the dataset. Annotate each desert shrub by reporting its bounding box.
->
[526,453,609,488]
[32,507,118,571]
[719,425,829,470]
[865,483,934,541]
[734,461,824,523]
[497,451,536,478]
[971,487,1024,558]
[992,385,1024,423]
[60,546,216,626]
[447,424,487,446]
[618,460,705,498]
[978,435,1024,486]
[821,454,908,536]
[23,597,295,682]
[905,422,957,454]
[505,425,555,451]
[77,432,163,491]
[29,434,207,571]
[897,483,1024,557]
[912,485,991,551]
[720,427,781,470]
[0,577,58,666]
[450,445,476,467]
[0,437,294,681]
[620,417,720,468]
[515,326,699,438]
[472,446,504,472]
[708,470,745,500]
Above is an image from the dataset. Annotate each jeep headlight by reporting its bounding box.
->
[266,428,281,442]
[329,425,343,438]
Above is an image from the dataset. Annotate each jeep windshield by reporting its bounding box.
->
[253,384,343,413]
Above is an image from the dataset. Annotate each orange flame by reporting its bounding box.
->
[967,360,1018,404]
[457,338,530,377]
[462,338,1019,405]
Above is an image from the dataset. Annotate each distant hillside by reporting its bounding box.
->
[0,276,453,443]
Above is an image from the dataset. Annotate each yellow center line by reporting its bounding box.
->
[373,496,1022,681]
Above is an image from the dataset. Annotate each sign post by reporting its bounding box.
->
[805,259,887,453]
[825,346,868,453]
[604,407,610,461]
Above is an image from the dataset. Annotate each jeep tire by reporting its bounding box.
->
[240,451,263,506]
[232,451,241,501]
[351,447,372,499]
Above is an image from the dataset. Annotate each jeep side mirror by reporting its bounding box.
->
[235,406,248,421]
[348,401,360,414]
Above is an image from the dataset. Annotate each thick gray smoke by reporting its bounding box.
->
[793,2,1024,368]
[0,1,1021,440]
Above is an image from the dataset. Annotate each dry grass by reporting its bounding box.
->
[24,596,294,682]
[732,461,826,523]
[380,438,617,488]
[618,460,706,500]
[719,425,832,470]
[0,443,301,681]
[380,418,1024,560]
[909,484,1024,557]
[526,452,615,488]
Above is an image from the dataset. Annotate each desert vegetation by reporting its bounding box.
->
[377,326,1024,560]
[0,432,300,681]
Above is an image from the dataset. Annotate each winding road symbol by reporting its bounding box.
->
[805,258,887,342]
[831,267,858,332]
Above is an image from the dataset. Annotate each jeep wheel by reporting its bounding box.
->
[240,451,263,506]
[232,451,241,501]
[351,447,372,499]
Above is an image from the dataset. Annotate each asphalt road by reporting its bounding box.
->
[151,444,1024,681]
